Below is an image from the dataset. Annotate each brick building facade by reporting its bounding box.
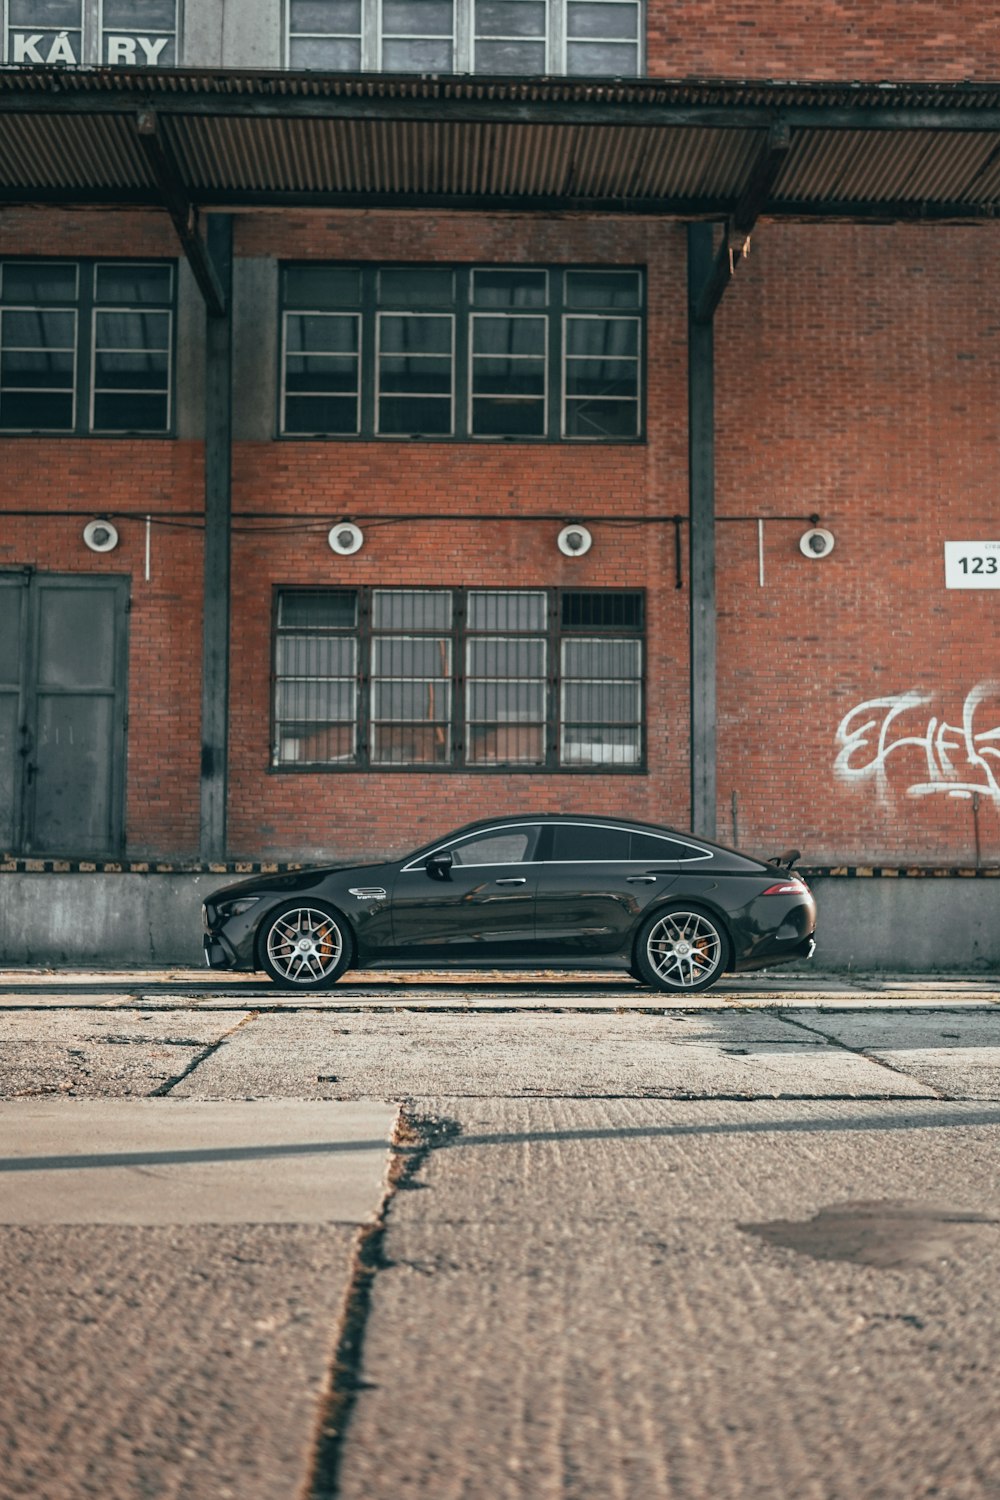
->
[1,1,998,888]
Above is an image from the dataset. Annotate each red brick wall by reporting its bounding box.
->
[4,208,998,867]
[646,2,1000,81]
[714,222,1000,865]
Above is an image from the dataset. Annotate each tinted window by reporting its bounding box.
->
[450,829,533,865]
[628,832,689,861]
[547,824,630,861]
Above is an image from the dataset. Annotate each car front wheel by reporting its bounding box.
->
[258,901,351,990]
[635,906,729,994]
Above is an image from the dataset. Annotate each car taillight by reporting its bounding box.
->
[762,879,808,896]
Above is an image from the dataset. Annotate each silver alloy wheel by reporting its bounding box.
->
[644,909,723,989]
[265,906,343,985]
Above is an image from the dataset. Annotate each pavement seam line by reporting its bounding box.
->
[147,1009,263,1096]
[776,1010,954,1101]
[302,1107,461,1500]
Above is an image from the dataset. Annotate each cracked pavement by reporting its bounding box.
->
[2,968,1000,1499]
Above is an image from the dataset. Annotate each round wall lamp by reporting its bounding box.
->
[799,527,835,559]
[328,521,364,555]
[557,523,593,557]
[83,519,119,553]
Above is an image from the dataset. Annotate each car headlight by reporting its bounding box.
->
[217,896,261,920]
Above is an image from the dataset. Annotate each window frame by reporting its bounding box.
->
[284,0,642,75]
[271,585,646,774]
[2,1,182,66]
[279,261,645,444]
[0,257,176,438]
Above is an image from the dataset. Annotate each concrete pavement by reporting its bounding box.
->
[1,967,999,1499]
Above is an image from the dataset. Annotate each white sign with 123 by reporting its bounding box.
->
[944,540,1000,588]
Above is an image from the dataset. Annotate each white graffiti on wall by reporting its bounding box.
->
[834,681,1000,802]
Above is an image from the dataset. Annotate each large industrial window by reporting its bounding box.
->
[286,0,640,74]
[273,587,644,770]
[0,260,174,434]
[281,264,643,442]
[3,1,179,65]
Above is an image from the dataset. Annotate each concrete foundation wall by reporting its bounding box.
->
[0,874,996,973]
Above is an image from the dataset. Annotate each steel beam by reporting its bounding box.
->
[199,215,233,864]
[134,110,225,316]
[694,123,792,323]
[687,222,717,840]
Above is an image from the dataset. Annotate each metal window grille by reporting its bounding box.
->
[273,586,644,771]
[284,0,639,73]
[0,258,173,435]
[279,263,643,443]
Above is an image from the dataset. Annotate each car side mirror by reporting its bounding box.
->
[425,851,453,881]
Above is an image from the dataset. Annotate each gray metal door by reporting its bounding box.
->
[0,572,129,858]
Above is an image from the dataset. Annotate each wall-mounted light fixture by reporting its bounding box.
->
[83,519,119,553]
[328,521,364,555]
[799,526,835,559]
[557,523,593,557]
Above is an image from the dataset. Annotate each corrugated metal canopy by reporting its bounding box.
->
[3,68,1000,217]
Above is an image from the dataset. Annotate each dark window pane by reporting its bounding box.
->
[289,36,362,67]
[286,354,359,393]
[472,356,545,395]
[284,268,361,309]
[0,390,73,429]
[2,309,75,348]
[378,269,454,306]
[94,310,170,351]
[1,262,77,303]
[10,0,81,21]
[284,394,359,433]
[279,590,358,629]
[95,264,172,304]
[565,270,641,308]
[1,349,74,387]
[473,315,546,355]
[472,398,545,436]
[379,354,452,394]
[471,270,547,308]
[548,824,630,860]
[565,316,639,355]
[92,392,168,430]
[561,591,642,629]
[378,396,452,433]
[93,351,169,391]
[564,398,638,439]
[287,314,359,354]
[379,314,452,354]
[565,359,638,398]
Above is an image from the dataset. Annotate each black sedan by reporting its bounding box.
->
[202,815,816,994]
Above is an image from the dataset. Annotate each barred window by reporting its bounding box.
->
[0,260,174,434]
[273,587,644,770]
[281,263,643,442]
[287,0,640,75]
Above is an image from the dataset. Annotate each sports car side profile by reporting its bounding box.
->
[202,815,817,994]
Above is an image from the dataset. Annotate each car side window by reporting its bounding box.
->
[628,832,692,861]
[547,825,631,861]
[449,829,535,866]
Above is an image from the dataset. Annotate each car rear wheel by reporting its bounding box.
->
[259,901,351,990]
[635,906,729,994]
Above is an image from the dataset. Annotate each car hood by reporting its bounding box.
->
[208,862,388,903]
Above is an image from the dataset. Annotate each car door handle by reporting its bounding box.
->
[494,877,527,885]
[627,875,657,883]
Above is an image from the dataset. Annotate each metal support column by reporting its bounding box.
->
[199,215,233,862]
[687,222,717,839]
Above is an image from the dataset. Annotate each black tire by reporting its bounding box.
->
[258,900,352,990]
[634,905,729,994]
